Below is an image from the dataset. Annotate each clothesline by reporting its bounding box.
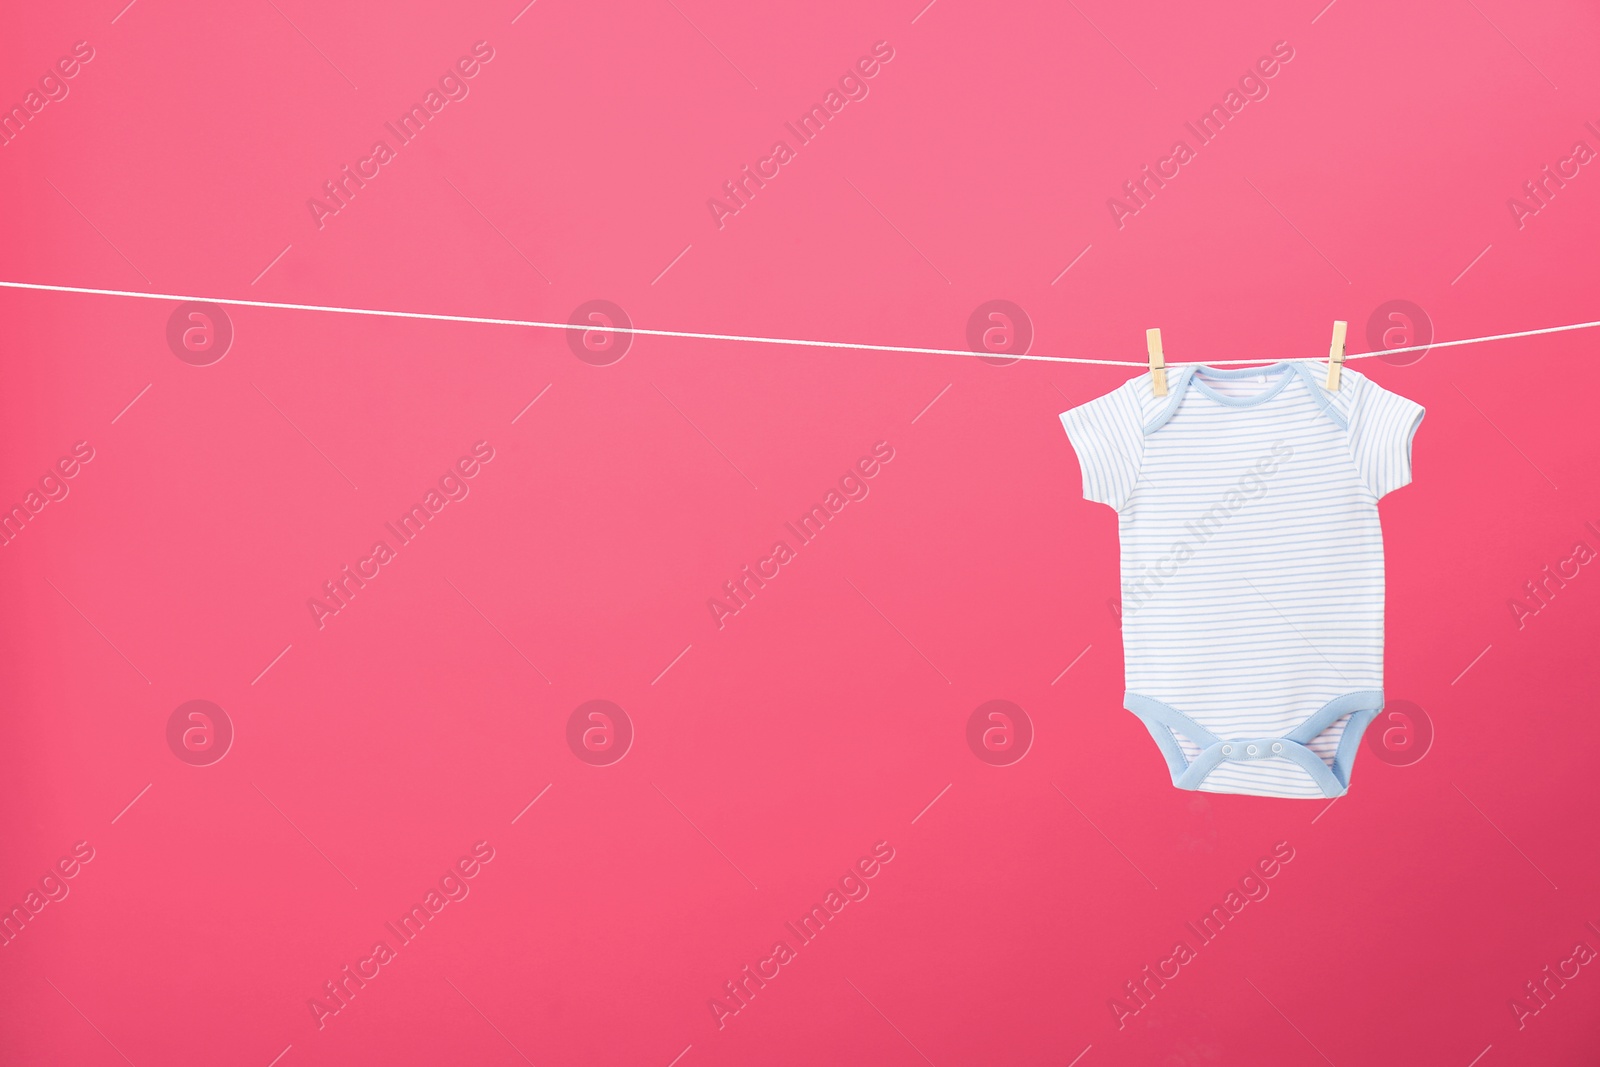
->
[0,279,1594,367]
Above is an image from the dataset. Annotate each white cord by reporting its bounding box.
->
[0,278,1593,367]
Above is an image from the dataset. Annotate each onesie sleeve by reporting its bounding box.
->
[1347,375,1425,498]
[1059,380,1146,511]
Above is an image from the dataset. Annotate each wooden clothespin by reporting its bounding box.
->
[1146,328,1167,396]
[1325,320,1348,391]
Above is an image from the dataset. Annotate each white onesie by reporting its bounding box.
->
[1061,361,1424,798]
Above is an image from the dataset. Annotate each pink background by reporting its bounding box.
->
[2,1,1599,1064]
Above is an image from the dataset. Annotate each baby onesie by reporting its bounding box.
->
[1060,361,1424,799]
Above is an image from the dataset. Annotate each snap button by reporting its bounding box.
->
[1221,745,1233,756]
[1271,743,1283,754]
[1246,745,1259,756]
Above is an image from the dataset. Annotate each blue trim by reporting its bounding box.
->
[1291,361,1349,429]
[1331,707,1382,790]
[1139,360,1345,434]
[1124,690,1386,799]
[1188,361,1297,408]
[1142,366,1195,435]
[1134,718,1191,783]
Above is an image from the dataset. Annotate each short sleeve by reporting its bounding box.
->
[1060,381,1145,510]
[1348,376,1425,498]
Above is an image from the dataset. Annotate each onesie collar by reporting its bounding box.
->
[1187,361,1299,408]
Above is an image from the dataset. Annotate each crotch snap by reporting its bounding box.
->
[1218,738,1293,761]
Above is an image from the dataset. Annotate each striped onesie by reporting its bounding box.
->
[1061,361,1424,798]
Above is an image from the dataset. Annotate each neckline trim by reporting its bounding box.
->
[1186,361,1298,408]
